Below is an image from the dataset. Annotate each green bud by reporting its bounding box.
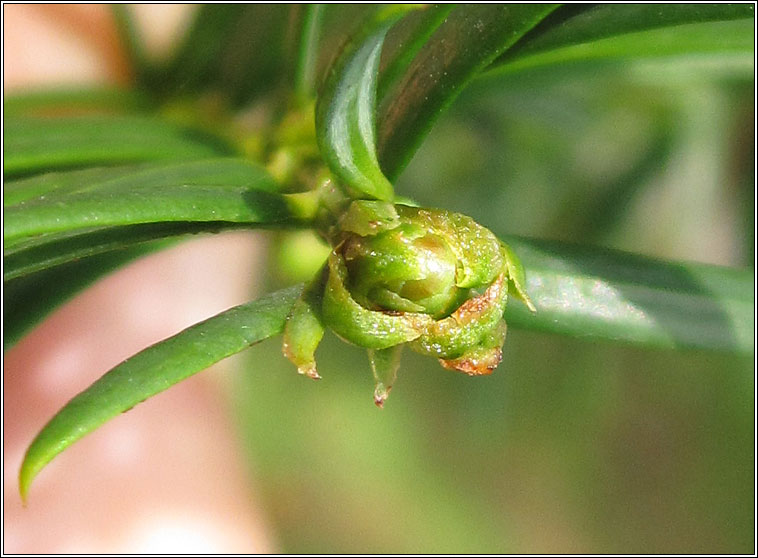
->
[409,273,508,363]
[333,201,508,319]
[282,200,535,403]
[343,221,462,318]
[322,249,432,349]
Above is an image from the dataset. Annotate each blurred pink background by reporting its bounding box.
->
[3,5,276,552]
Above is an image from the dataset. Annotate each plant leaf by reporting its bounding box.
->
[308,5,443,100]
[4,222,247,281]
[315,8,417,201]
[4,160,298,349]
[5,163,162,206]
[376,4,560,180]
[3,87,149,117]
[18,284,303,500]
[376,4,455,103]
[3,159,291,248]
[489,4,755,74]
[294,4,326,102]
[3,114,233,178]
[502,237,754,355]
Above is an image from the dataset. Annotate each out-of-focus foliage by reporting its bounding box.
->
[233,333,752,553]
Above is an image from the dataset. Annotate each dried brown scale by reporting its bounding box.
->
[440,347,502,376]
[450,274,505,326]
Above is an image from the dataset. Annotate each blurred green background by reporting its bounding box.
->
[231,53,754,554]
